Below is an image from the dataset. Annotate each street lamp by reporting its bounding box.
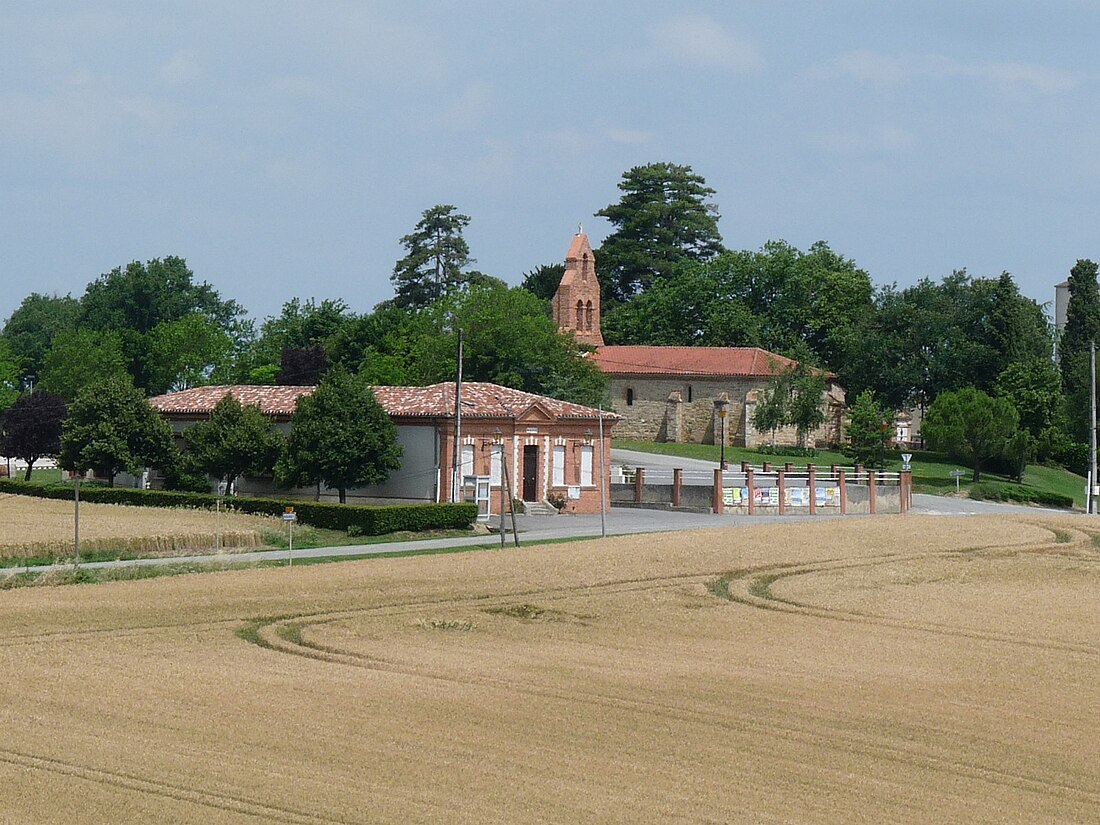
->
[718,407,727,470]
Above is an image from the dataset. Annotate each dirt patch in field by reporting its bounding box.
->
[0,514,1096,823]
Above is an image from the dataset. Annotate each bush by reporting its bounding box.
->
[756,445,816,458]
[0,478,479,535]
[967,481,1073,509]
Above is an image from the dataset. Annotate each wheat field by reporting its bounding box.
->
[0,494,271,558]
[0,513,1097,823]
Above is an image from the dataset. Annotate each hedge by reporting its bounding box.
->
[967,481,1074,510]
[0,478,479,535]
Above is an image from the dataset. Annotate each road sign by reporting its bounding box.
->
[282,508,297,522]
[901,453,912,470]
[949,468,966,495]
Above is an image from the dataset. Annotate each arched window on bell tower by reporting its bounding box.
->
[585,300,593,331]
[576,300,584,329]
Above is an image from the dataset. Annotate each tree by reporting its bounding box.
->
[520,264,565,302]
[78,256,243,391]
[596,162,724,301]
[0,339,19,413]
[38,329,130,401]
[751,380,788,447]
[994,359,1063,442]
[845,390,889,468]
[788,367,827,448]
[0,391,67,480]
[146,314,234,394]
[183,394,282,493]
[1059,259,1100,441]
[391,205,474,309]
[1,293,80,383]
[275,368,402,503]
[409,283,609,407]
[922,388,1020,482]
[277,345,328,385]
[60,377,175,486]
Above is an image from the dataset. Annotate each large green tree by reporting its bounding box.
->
[596,162,724,302]
[1058,258,1100,441]
[146,314,234,394]
[0,391,67,480]
[922,388,1020,482]
[38,329,130,401]
[183,394,283,493]
[78,256,243,391]
[275,368,402,503]
[1,293,80,384]
[391,205,474,309]
[59,377,175,486]
[0,340,19,413]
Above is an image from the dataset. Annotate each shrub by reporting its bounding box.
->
[0,478,478,535]
[967,481,1073,509]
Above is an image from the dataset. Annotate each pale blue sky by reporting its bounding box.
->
[3,1,1098,324]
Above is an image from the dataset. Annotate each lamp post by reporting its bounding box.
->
[718,407,727,470]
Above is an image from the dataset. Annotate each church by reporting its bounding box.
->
[551,230,846,448]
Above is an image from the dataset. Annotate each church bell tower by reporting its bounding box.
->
[551,229,604,347]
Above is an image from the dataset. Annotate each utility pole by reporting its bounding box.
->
[598,404,607,538]
[451,329,464,503]
[1091,341,1097,515]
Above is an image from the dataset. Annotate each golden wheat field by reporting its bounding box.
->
[0,513,1098,823]
[0,494,271,558]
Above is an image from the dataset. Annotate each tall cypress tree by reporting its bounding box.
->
[1059,259,1100,441]
[391,205,473,310]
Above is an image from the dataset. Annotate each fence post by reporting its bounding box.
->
[672,468,682,508]
[900,470,911,513]
[838,469,847,514]
[784,462,794,473]
[868,470,877,514]
[762,461,772,473]
[777,470,786,515]
[713,468,724,514]
[741,460,750,472]
[808,465,817,515]
[746,468,755,515]
[634,467,645,504]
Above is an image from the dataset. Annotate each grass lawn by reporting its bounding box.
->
[614,439,1086,509]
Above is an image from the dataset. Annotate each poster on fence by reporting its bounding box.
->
[753,487,765,505]
[769,487,780,506]
[816,486,841,506]
[723,487,746,506]
[786,487,805,506]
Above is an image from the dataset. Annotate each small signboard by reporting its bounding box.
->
[282,507,297,522]
[567,485,581,500]
[901,453,912,470]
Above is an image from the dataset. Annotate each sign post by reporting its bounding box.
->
[949,468,966,495]
[282,507,297,566]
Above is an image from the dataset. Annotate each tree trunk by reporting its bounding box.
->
[226,473,237,496]
[22,460,35,482]
[338,487,347,504]
[972,460,982,483]
[108,471,116,487]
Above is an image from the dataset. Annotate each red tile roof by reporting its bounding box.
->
[150,382,617,422]
[589,346,799,377]
[148,385,315,416]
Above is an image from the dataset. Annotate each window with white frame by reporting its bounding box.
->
[580,445,594,486]
[553,445,565,486]
[461,444,475,478]
[490,447,502,485]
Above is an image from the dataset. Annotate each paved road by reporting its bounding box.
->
[5,450,1074,576]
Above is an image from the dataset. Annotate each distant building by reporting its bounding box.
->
[1055,279,1070,362]
[149,382,617,513]
[550,231,845,448]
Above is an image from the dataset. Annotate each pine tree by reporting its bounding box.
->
[391,205,474,309]
[595,162,724,302]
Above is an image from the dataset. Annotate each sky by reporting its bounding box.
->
[3,1,1099,326]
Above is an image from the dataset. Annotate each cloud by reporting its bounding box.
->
[650,14,763,73]
[828,50,1079,95]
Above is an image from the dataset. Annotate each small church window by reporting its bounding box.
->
[626,388,634,406]
[576,300,584,328]
[585,300,593,331]
[687,385,693,402]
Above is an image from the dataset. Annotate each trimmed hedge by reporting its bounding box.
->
[0,478,479,535]
[967,481,1074,510]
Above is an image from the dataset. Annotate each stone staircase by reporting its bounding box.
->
[522,500,559,517]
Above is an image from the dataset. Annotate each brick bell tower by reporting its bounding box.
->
[552,228,604,347]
